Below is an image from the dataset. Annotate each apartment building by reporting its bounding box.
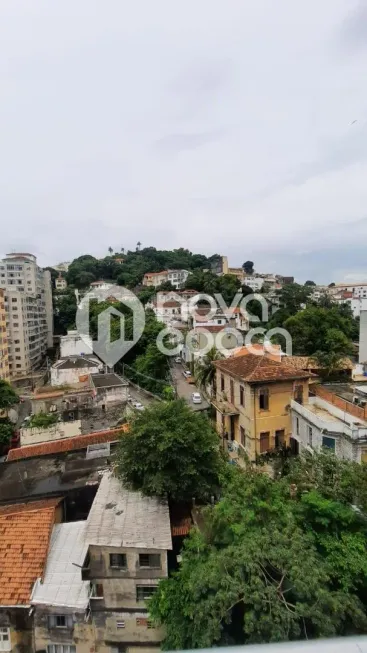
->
[142,270,189,289]
[213,354,312,460]
[291,384,367,463]
[55,274,67,290]
[0,253,53,378]
[0,289,10,381]
[80,472,172,652]
[329,282,367,299]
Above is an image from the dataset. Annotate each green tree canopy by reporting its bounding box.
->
[284,306,354,359]
[116,399,222,501]
[0,380,19,411]
[150,454,367,648]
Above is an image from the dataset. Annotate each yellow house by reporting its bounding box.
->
[213,354,312,461]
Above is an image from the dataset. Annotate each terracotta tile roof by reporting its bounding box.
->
[283,356,354,371]
[0,498,60,606]
[7,426,127,461]
[231,344,282,362]
[214,353,313,383]
[194,325,227,334]
[171,517,192,537]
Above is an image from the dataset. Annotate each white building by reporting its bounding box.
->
[167,269,189,289]
[243,276,264,291]
[329,283,367,299]
[55,275,67,291]
[51,355,102,387]
[52,261,71,273]
[291,391,367,463]
[60,330,93,357]
[0,253,53,377]
[91,373,129,406]
[143,269,189,289]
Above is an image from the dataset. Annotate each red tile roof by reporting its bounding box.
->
[0,498,61,605]
[214,353,313,383]
[7,426,127,461]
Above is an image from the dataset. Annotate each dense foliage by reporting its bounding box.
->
[0,418,15,446]
[149,452,367,648]
[28,411,59,428]
[0,380,19,411]
[116,399,223,501]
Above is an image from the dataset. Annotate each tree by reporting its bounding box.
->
[121,247,125,254]
[284,306,354,359]
[108,246,113,254]
[328,282,336,288]
[116,399,222,501]
[195,348,222,396]
[157,281,175,291]
[242,260,254,275]
[75,271,96,288]
[149,459,367,648]
[0,419,14,446]
[305,280,316,286]
[0,380,19,411]
[136,241,142,251]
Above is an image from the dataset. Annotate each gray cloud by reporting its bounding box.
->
[1,0,367,284]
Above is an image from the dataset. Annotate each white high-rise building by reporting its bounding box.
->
[0,253,53,378]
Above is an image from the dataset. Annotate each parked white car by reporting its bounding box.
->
[133,401,145,411]
[175,357,181,364]
[182,370,191,378]
[191,392,202,404]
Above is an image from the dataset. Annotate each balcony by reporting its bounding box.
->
[291,399,367,440]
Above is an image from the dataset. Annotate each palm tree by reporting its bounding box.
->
[121,247,125,255]
[108,246,113,255]
[195,347,222,397]
[136,241,141,251]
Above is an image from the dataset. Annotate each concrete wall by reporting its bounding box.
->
[51,364,100,387]
[85,545,168,647]
[60,332,93,357]
[94,385,128,406]
[291,404,367,464]
[360,304,367,364]
[20,419,81,446]
[34,608,94,653]
[0,608,33,653]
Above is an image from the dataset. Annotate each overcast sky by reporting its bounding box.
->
[1,0,367,283]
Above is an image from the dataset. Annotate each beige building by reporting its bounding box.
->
[55,274,67,290]
[0,253,53,378]
[0,289,10,381]
[79,472,172,652]
[213,353,312,461]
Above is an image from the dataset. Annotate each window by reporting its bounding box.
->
[296,417,299,435]
[109,553,127,568]
[11,298,17,303]
[275,429,285,448]
[240,426,246,447]
[116,621,125,629]
[294,385,303,405]
[322,436,336,452]
[230,379,234,404]
[136,586,157,601]
[239,385,244,407]
[90,582,104,598]
[259,388,269,410]
[48,615,72,629]
[220,375,224,391]
[307,426,313,447]
[47,647,76,653]
[260,431,270,453]
[139,553,161,568]
[0,627,10,651]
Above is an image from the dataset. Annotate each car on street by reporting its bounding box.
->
[191,392,202,404]
[132,401,145,411]
[174,357,181,364]
[182,370,191,378]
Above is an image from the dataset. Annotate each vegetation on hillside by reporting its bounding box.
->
[149,451,367,648]
[28,411,59,429]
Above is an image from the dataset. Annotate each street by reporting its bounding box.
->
[170,362,210,412]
